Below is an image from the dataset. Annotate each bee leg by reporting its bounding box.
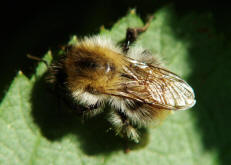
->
[81,102,102,118]
[111,110,140,143]
[72,102,101,116]
[123,16,153,52]
[27,54,49,68]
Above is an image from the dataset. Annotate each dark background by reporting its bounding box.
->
[1,0,230,99]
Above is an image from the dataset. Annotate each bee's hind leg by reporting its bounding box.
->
[109,110,140,143]
[123,16,153,53]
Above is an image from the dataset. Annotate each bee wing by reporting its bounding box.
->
[106,58,196,110]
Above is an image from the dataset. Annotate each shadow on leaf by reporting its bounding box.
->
[30,73,149,155]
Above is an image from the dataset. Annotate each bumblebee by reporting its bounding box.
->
[47,18,196,142]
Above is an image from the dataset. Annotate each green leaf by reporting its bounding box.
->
[1,6,229,165]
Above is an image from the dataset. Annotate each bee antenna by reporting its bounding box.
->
[27,54,49,68]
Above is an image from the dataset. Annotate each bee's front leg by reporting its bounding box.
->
[123,16,153,53]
